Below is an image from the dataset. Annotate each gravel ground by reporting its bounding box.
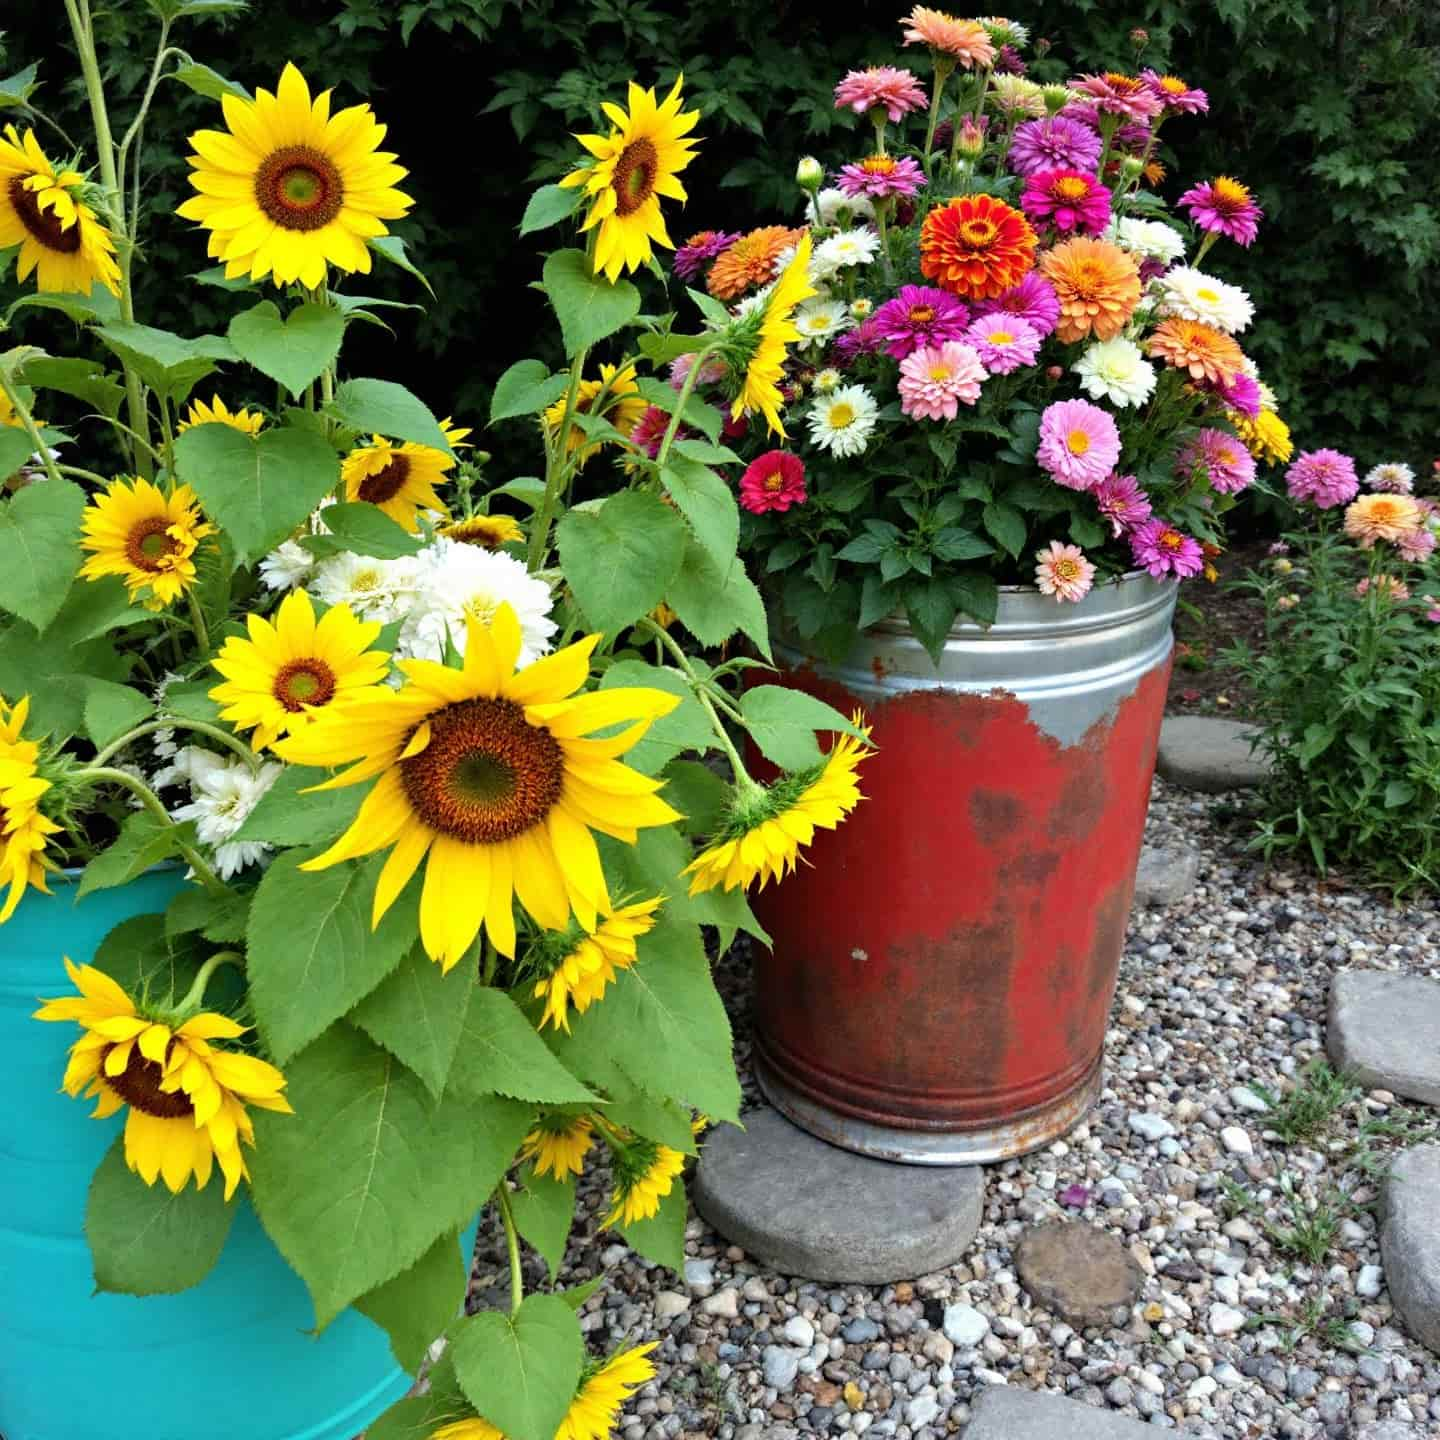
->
[468,776,1440,1439]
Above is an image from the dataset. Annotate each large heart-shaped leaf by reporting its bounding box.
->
[541,249,640,358]
[0,477,84,631]
[228,300,345,399]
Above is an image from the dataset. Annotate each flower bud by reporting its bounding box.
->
[796,156,824,191]
[1272,557,1294,574]
[1041,83,1070,115]
[1034,36,1052,57]
[1276,594,1300,611]
[1119,155,1146,181]
[814,367,842,394]
[849,298,873,320]
[1130,26,1150,49]
[956,116,986,159]
[1045,365,1063,382]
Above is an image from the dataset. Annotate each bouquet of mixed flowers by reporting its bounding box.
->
[0,4,869,1434]
[659,10,1301,661]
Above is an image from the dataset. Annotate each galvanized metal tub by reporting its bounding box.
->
[752,572,1177,1165]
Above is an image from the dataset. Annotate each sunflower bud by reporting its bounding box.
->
[795,155,824,191]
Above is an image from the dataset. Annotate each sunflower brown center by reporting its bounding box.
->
[612,137,659,217]
[272,658,337,713]
[357,454,411,504]
[401,697,565,844]
[253,145,345,232]
[126,518,179,573]
[103,1043,194,1119]
[8,176,82,254]
[960,218,998,248]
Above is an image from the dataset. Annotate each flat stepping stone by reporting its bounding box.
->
[966,1387,1218,1438]
[1131,842,1200,907]
[1156,715,1270,792]
[693,1108,982,1284]
[1381,1145,1440,1352]
[1013,1220,1142,1329]
[1328,970,1440,1105]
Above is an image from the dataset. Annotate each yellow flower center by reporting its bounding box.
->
[1102,72,1144,95]
[1219,447,1238,465]
[1053,557,1081,581]
[1160,529,1183,551]
[612,137,659,216]
[1196,286,1219,303]
[907,304,935,324]
[103,1041,194,1119]
[828,402,856,428]
[125,518,180,573]
[960,217,999,248]
[1053,176,1090,202]
[357,453,411,505]
[988,328,1014,345]
[253,145,345,232]
[764,473,785,493]
[862,155,898,175]
[1211,176,1252,213]
[1066,429,1091,456]
[9,175,83,254]
[272,658,337,713]
[1159,75,1189,95]
[401,698,565,844]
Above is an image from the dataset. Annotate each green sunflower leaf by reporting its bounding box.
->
[77,810,197,900]
[659,455,739,571]
[228,764,363,848]
[597,659,712,776]
[618,1176,687,1273]
[519,184,580,236]
[228,299,345,400]
[489,359,571,424]
[510,1165,576,1281]
[446,988,598,1106]
[556,488,686,635]
[94,322,236,404]
[0,475,84,632]
[328,377,454,452]
[542,249,641,357]
[664,537,771,659]
[739,684,867,772]
[354,1226,470,1372]
[352,946,475,1100]
[367,1353,473,1440]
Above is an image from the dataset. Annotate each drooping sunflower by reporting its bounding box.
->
[519,1114,596,1180]
[559,77,700,284]
[178,394,265,436]
[685,720,870,894]
[919,193,1037,301]
[604,1139,687,1227]
[533,897,664,1032]
[440,513,525,550]
[0,125,121,295]
[274,604,682,969]
[341,418,471,533]
[0,695,61,924]
[209,589,391,751]
[544,364,648,467]
[557,1346,659,1440]
[34,958,292,1198]
[176,62,413,289]
[78,477,214,611]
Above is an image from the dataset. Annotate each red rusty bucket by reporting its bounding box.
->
[753,572,1176,1164]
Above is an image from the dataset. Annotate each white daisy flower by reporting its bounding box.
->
[310,551,423,625]
[1364,462,1416,494]
[1107,217,1186,265]
[1154,266,1254,334]
[805,384,879,459]
[258,539,316,592]
[169,747,283,881]
[814,187,875,226]
[793,299,851,350]
[815,228,880,279]
[396,538,557,667]
[1072,338,1157,408]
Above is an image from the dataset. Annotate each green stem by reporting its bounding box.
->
[91,715,259,770]
[651,343,719,474]
[55,462,113,485]
[527,347,588,573]
[157,395,177,472]
[0,373,64,486]
[175,949,244,1015]
[921,62,951,179]
[116,23,172,241]
[185,586,211,656]
[73,765,228,893]
[494,1183,525,1319]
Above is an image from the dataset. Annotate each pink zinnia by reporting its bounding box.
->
[1286,448,1359,509]
[1355,575,1411,602]
[1034,540,1096,603]
[972,272,1060,338]
[834,67,927,122]
[872,285,970,360]
[1213,370,1262,419]
[1067,74,1163,122]
[1178,177,1263,248]
[1008,116,1103,177]
[673,230,740,282]
[897,342,987,421]
[1130,519,1205,579]
[963,313,1042,375]
[1398,527,1437,563]
[1177,428,1256,495]
[1093,472,1153,537]
[1140,69,1209,114]
[740,451,807,513]
[1020,168,1111,236]
[669,352,727,393]
[628,405,683,460]
[1037,399,1121,491]
[837,154,925,201]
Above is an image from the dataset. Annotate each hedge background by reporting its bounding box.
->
[4,0,1438,474]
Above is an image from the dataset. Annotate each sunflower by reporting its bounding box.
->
[176,63,412,289]
[178,394,265,436]
[273,604,681,968]
[1146,316,1244,385]
[34,959,292,1198]
[1039,236,1142,344]
[919,194,1037,301]
[559,77,700,284]
[519,1114,596,1180]
[0,125,121,296]
[557,1346,658,1440]
[210,589,391,751]
[441,513,525,550]
[0,387,28,431]
[533,897,664,1031]
[707,224,808,301]
[78,477,214,611]
[604,1140,687,1227]
[341,418,471,533]
[544,364,648,467]
[1229,406,1294,466]
[685,722,870,894]
[0,695,60,924]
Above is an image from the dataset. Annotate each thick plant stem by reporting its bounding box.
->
[527,346,588,572]
[494,1183,525,1318]
[185,588,212,657]
[651,344,720,473]
[0,373,64,486]
[175,950,244,1014]
[90,716,259,770]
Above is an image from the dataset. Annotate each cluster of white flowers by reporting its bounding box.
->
[812,187,875,226]
[157,746,283,881]
[1153,266,1254,335]
[1105,216,1186,265]
[806,384,879,458]
[814,228,880,281]
[257,497,335,592]
[792,298,852,351]
[1072,337,1158,408]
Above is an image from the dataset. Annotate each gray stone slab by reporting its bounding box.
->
[964,1387,1219,1438]
[1131,843,1200,907]
[1156,715,1270,792]
[1328,969,1440,1105]
[693,1108,983,1284]
[1381,1145,1440,1353]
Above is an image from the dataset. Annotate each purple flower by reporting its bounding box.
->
[673,230,740,282]
[1140,69,1210,115]
[1130,518,1205,578]
[1214,370,1262,419]
[832,317,886,367]
[994,43,1026,75]
[1094,472,1153,537]
[1020,168,1112,236]
[837,154,925,202]
[1058,1183,1091,1209]
[1178,177,1263,248]
[1008,115,1103,177]
[972,272,1061,339]
[871,285,970,360]
[1286,448,1360,508]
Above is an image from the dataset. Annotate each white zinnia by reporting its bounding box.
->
[169,747,283,881]
[1072,338,1157,408]
[1107,217,1186,265]
[805,384,879,459]
[793,299,851,350]
[815,228,880,279]
[1364,462,1416,494]
[258,539,315,592]
[396,538,557,667]
[311,551,423,625]
[813,187,875,225]
[1154,266,1254,334]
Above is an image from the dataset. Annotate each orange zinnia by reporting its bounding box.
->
[707,225,808,301]
[899,7,996,67]
[1039,236,1141,344]
[1147,317,1245,385]
[919,194,1036,301]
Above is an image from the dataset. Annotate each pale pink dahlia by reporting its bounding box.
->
[1130,519,1204,579]
[834,67,928,122]
[962,313,1042,375]
[1177,428,1256,495]
[1398,527,1437,563]
[1093,472,1153,536]
[1355,575,1411,602]
[897,341,987,421]
[1067,73,1163,123]
[1286,448,1359,509]
[1036,399,1121,491]
[1034,540,1096,602]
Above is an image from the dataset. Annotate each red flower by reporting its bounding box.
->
[740,451,807,514]
[919,194,1037,301]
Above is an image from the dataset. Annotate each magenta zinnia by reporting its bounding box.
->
[1130,519,1205,579]
[1036,399,1121,491]
[1093,473,1153,537]
[1008,116,1103,178]
[1286,448,1359,509]
[972,271,1061,338]
[897,342,987,421]
[1067,73,1163,122]
[1140,69,1209,114]
[871,284,970,359]
[833,67,927,122]
[1178,176,1263,247]
[740,451,807,514]
[1020,168,1111,236]
[836,154,925,201]
[1177,429,1256,495]
[673,230,740,281]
